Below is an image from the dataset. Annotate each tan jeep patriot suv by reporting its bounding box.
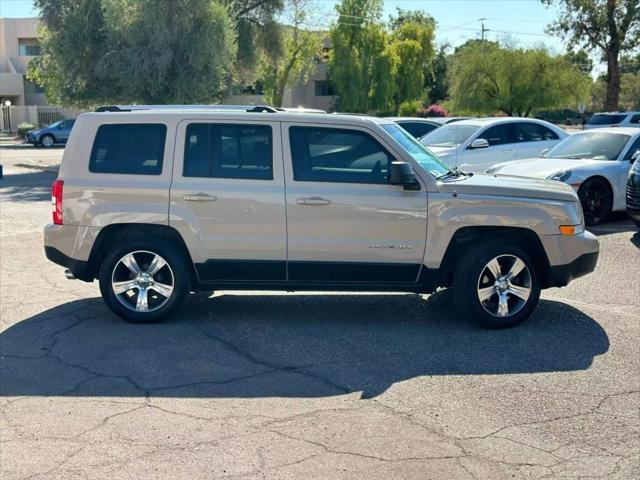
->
[44,106,599,328]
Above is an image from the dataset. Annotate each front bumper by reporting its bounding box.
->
[549,251,599,287]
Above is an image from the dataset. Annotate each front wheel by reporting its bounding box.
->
[98,240,190,323]
[40,134,55,148]
[578,178,612,226]
[453,242,541,329]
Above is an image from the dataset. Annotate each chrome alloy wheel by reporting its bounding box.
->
[111,251,174,313]
[476,254,532,318]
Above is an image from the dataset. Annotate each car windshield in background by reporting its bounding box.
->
[587,114,627,125]
[48,120,63,128]
[420,124,481,147]
[547,132,630,161]
[382,124,449,178]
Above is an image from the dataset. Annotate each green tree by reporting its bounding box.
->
[387,10,436,114]
[257,0,323,107]
[542,0,639,110]
[564,49,594,75]
[328,0,393,112]
[620,73,640,109]
[427,44,450,104]
[448,42,590,116]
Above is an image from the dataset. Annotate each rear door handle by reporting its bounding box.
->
[296,197,331,206]
[183,193,217,202]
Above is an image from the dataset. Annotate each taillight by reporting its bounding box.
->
[52,179,64,225]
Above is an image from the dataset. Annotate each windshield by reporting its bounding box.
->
[420,124,481,147]
[547,132,630,161]
[382,124,449,178]
[48,120,63,128]
[587,114,627,125]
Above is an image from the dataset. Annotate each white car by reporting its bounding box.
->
[419,117,568,173]
[486,128,640,225]
[584,111,640,130]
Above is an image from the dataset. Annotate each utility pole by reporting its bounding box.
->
[479,17,489,41]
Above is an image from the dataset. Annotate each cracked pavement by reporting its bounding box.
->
[1,147,639,479]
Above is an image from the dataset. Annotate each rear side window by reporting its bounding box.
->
[89,124,166,175]
[183,124,273,180]
[630,115,640,125]
[513,122,559,142]
[588,114,627,125]
[289,126,392,184]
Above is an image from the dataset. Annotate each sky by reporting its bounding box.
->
[0,0,598,71]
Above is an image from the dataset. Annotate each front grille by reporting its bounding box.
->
[627,182,640,210]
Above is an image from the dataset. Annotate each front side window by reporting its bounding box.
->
[183,124,273,180]
[624,137,640,161]
[382,124,449,178]
[481,124,513,146]
[289,126,392,184]
[89,124,166,175]
[514,122,559,142]
[630,115,640,124]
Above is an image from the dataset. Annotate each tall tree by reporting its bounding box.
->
[427,44,450,104]
[257,0,323,106]
[542,0,639,110]
[29,0,236,106]
[387,9,436,114]
[328,0,393,112]
[564,48,594,75]
[448,42,590,116]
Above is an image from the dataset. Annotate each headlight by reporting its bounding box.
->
[546,170,572,182]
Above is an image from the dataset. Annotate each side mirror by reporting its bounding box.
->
[631,150,640,163]
[390,162,420,190]
[469,138,489,149]
[540,148,551,158]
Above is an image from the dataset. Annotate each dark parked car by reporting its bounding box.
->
[25,119,76,147]
[627,157,640,229]
[384,117,442,139]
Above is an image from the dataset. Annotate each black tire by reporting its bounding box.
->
[453,242,541,329]
[40,134,55,148]
[578,177,613,226]
[98,239,190,323]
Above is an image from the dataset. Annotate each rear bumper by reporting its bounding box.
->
[550,251,599,287]
[45,246,93,281]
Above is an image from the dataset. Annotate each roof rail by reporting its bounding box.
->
[94,104,279,113]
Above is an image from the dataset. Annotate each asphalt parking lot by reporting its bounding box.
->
[1,147,638,479]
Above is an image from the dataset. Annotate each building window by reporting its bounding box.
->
[315,80,335,97]
[24,80,45,94]
[18,39,41,56]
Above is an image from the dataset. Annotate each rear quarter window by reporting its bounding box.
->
[89,123,167,175]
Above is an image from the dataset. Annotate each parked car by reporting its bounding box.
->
[44,105,598,328]
[426,116,474,125]
[486,128,640,225]
[419,117,568,173]
[25,119,76,147]
[584,111,640,130]
[385,117,442,139]
[626,156,640,229]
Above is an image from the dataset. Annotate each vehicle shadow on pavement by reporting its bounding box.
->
[0,292,609,399]
[589,213,637,236]
[0,169,58,202]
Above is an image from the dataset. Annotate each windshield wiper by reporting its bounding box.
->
[437,166,472,180]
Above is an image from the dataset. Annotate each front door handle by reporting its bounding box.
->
[296,196,331,206]
[183,193,217,202]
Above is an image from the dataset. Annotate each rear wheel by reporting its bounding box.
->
[578,177,612,225]
[453,242,541,329]
[98,240,190,323]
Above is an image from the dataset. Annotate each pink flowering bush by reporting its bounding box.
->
[418,104,448,118]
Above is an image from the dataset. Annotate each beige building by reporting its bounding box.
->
[0,17,335,111]
[0,17,47,106]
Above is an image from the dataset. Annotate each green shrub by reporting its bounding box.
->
[17,123,35,137]
[398,100,423,117]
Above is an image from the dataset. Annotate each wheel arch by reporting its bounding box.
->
[437,226,554,289]
[87,223,198,286]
